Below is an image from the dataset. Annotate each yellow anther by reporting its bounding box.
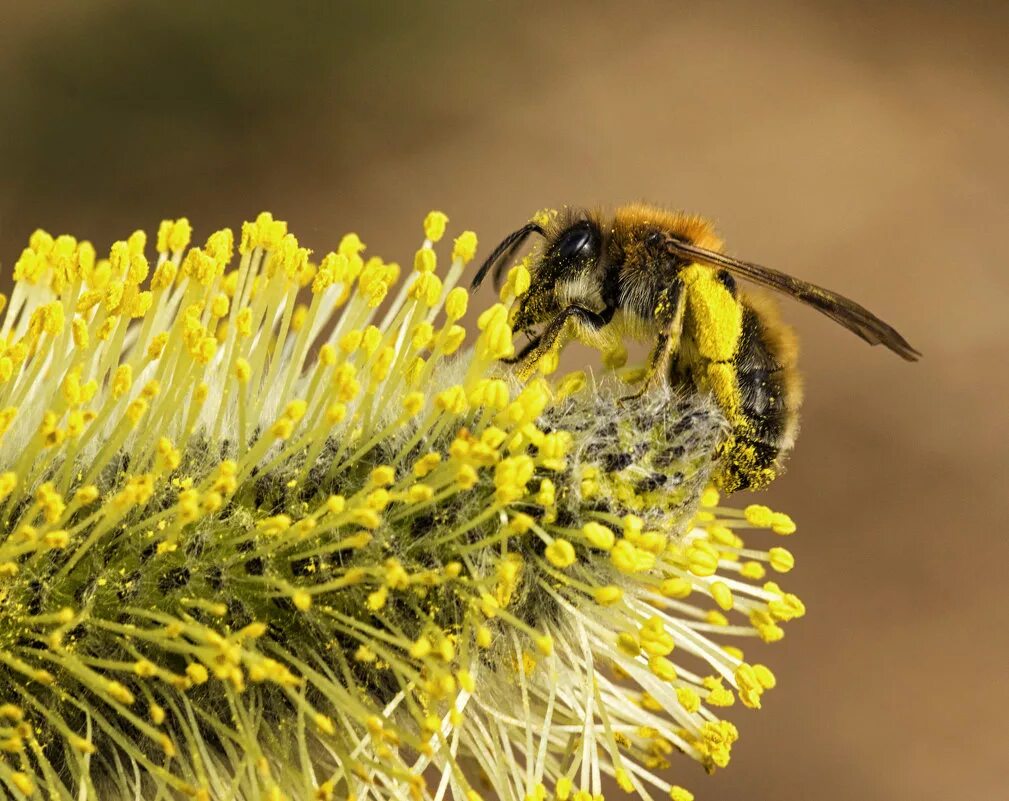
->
[744,504,774,527]
[359,322,381,355]
[236,307,253,337]
[320,496,345,517]
[423,210,449,242]
[771,512,797,535]
[537,350,559,375]
[402,391,426,417]
[145,332,169,361]
[409,271,442,306]
[647,655,678,683]
[594,585,623,606]
[314,713,335,735]
[686,542,719,576]
[349,507,381,529]
[151,259,177,290]
[10,772,34,796]
[752,663,777,689]
[432,637,454,663]
[367,586,388,611]
[410,322,435,352]
[204,228,234,264]
[410,636,433,659]
[0,410,16,440]
[413,452,442,478]
[234,358,252,383]
[370,466,395,487]
[543,538,576,569]
[582,522,615,550]
[457,669,475,693]
[700,486,720,507]
[704,679,736,707]
[126,398,148,425]
[740,560,766,580]
[258,515,292,535]
[105,680,135,705]
[611,539,656,574]
[414,248,437,274]
[0,704,24,722]
[669,787,694,801]
[710,581,734,611]
[493,454,534,503]
[469,378,509,410]
[452,230,478,264]
[435,385,469,415]
[768,592,806,622]
[505,264,531,298]
[186,663,209,685]
[768,547,795,573]
[444,288,469,322]
[69,734,96,754]
[211,293,229,318]
[442,324,467,354]
[282,399,307,422]
[370,346,395,382]
[44,530,69,549]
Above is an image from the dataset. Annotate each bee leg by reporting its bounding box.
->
[512,303,613,377]
[500,334,544,365]
[620,282,685,403]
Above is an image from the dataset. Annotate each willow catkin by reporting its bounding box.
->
[0,213,802,801]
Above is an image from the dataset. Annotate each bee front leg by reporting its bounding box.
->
[511,303,613,378]
[620,281,685,403]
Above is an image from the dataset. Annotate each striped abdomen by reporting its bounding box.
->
[715,296,801,491]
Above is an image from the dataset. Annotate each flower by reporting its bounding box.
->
[0,212,803,801]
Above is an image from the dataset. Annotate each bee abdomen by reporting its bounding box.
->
[716,302,800,492]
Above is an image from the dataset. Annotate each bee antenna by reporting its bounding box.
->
[471,222,545,290]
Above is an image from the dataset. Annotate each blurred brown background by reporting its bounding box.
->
[1,1,1007,799]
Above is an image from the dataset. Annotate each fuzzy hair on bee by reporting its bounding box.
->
[473,203,919,492]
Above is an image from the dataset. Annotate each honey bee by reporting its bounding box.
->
[472,204,920,492]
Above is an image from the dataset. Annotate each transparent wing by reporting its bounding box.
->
[660,237,921,361]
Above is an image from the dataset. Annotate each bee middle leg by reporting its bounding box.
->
[620,281,685,403]
[511,303,613,377]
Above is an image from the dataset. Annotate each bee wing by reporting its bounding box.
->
[660,237,921,361]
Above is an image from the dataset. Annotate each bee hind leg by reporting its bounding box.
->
[500,334,543,365]
[619,282,684,404]
[618,332,675,405]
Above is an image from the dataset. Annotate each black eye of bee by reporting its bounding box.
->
[555,224,595,261]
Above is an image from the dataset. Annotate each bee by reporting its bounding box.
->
[471,204,920,492]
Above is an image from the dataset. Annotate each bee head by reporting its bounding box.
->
[511,216,605,334]
[516,214,601,324]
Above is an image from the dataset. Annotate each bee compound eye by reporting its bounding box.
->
[556,226,594,260]
[645,232,663,247]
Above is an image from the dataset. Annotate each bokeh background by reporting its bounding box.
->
[1,1,1007,799]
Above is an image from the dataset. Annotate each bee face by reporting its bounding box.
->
[511,217,606,334]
